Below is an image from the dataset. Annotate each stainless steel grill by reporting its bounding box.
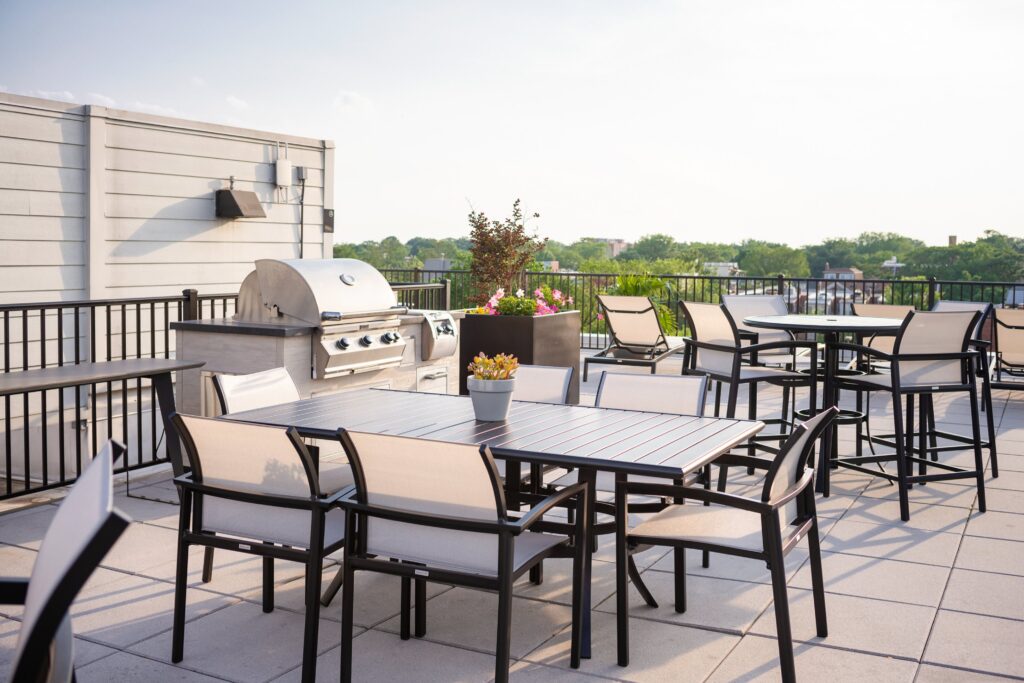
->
[236,258,411,379]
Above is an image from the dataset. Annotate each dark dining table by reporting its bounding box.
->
[743,314,904,493]
[222,386,764,658]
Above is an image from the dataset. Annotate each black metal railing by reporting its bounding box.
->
[380,269,1024,349]
[0,279,456,500]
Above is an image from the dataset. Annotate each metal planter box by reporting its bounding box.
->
[458,310,581,404]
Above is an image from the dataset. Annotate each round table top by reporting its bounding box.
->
[743,314,905,333]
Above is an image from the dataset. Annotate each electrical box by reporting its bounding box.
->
[275,159,292,188]
[323,208,335,233]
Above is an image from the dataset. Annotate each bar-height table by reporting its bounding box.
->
[0,358,204,492]
[223,387,764,658]
[743,314,904,493]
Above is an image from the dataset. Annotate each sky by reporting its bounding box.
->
[2,0,1022,247]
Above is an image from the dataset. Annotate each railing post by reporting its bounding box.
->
[776,273,785,296]
[927,276,937,310]
[442,278,452,311]
[182,289,199,321]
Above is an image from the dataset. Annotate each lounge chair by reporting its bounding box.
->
[584,295,685,380]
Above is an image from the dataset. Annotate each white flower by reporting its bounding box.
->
[515,288,525,298]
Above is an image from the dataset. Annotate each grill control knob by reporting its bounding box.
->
[380,332,399,344]
[360,335,374,347]
[335,337,351,350]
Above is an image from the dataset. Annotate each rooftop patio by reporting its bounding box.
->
[1,353,1021,683]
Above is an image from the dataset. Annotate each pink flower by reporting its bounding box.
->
[494,288,505,299]
[597,312,605,321]
[552,289,563,301]
[533,288,544,298]
[566,296,574,305]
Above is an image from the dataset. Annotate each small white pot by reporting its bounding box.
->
[467,377,516,421]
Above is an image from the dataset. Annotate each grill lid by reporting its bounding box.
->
[239,258,401,326]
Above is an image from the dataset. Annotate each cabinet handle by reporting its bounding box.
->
[421,371,447,380]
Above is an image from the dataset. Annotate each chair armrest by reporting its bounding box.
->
[683,339,741,355]
[996,318,1024,330]
[622,481,769,513]
[0,578,29,605]
[832,341,893,361]
[738,330,759,342]
[512,482,586,534]
[174,473,337,511]
[741,339,817,355]
[713,453,772,470]
[769,470,815,510]
[340,499,509,534]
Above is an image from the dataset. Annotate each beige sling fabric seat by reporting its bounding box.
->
[851,303,914,358]
[584,295,685,380]
[336,431,588,683]
[996,308,1024,376]
[615,409,836,683]
[0,440,130,683]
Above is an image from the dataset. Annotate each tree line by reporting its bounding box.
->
[334,229,1024,282]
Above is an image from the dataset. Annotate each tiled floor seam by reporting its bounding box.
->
[916,660,1024,682]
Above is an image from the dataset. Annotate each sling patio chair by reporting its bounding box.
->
[335,430,589,683]
[850,302,915,364]
[614,408,836,683]
[1,440,130,683]
[213,368,354,602]
[995,307,1024,385]
[512,364,574,404]
[680,301,817,463]
[170,414,347,683]
[834,310,988,521]
[583,295,686,381]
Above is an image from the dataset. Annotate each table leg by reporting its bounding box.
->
[152,372,184,478]
[578,466,597,659]
[815,333,839,495]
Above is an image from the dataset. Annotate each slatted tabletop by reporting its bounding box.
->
[223,388,764,478]
[0,358,204,397]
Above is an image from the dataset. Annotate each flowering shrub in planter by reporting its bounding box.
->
[470,285,575,317]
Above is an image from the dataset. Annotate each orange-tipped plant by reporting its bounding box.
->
[467,352,519,380]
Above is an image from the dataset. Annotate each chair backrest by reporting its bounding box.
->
[339,430,505,575]
[996,308,1024,366]
[597,295,667,348]
[173,414,318,498]
[761,408,836,516]
[10,441,130,683]
[893,310,980,386]
[595,372,707,416]
[851,302,914,320]
[680,302,739,375]
[932,300,994,341]
[851,303,914,354]
[721,295,792,344]
[213,367,301,415]
[512,365,573,404]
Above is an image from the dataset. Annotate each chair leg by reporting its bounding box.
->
[781,384,790,435]
[805,498,828,637]
[747,383,758,466]
[301,532,324,683]
[615,479,630,666]
[726,381,738,419]
[714,381,722,417]
[968,383,988,513]
[904,393,916,490]
[340,553,356,683]
[320,565,344,607]
[673,548,686,613]
[918,396,928,478]
[263,556,274,613]
[626,555,658,608]
[570,518,586,669]
[414,578,427,638]
[201,547,214,583]
[171,500,191,663]
[495,568,514,683]
[983,374,999,477]
[767,527,797,683]
[892,392,911,522]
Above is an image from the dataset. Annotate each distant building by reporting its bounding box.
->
[584,238,632,258]
[541,260,560,272]
[422,257,452,271]
[704,262,743,277]
[823,266,863,281]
